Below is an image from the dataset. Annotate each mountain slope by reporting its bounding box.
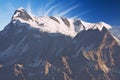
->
[0,8,120,80]
[110,27,120,40]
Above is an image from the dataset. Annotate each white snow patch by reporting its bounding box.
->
[112,34,120,45]
[81,21,112,31]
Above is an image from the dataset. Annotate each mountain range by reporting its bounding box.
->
[0,7,120,80]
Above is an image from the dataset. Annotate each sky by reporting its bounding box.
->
[0,0,120,30]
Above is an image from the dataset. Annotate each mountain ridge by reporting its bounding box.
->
[10,7,112,37]
[0,7,120,80]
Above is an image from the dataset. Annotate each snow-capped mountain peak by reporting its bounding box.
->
[12,7,33,21]
[16,7,24,11]
[11,8,112,37]
[95,22,112,30]
[80,21,112,31]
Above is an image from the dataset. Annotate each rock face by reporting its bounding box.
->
[0,8,120,80]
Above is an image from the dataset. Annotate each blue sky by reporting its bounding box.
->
[0,0,120,30]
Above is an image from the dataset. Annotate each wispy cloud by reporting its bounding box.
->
[5,0,87,19]
[44,3,62,16]
[7,3,15,12]
[56,4,79,17]
[37,7,44,16]
[79,10,89,16]
[70,10,89,19]
[26,2,32,14]
[36,1,80,17]
[44,0,53,11]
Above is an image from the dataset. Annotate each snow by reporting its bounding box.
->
[81,21,111,31]
[110,28,120,40]
[94,22,112,31]
[13,11,21,18]
[17,64,23,68]
[12,8,112,37]
[17,7,24,10]
[111,34,120,45]
[81,20,94,30]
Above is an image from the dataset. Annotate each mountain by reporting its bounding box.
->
[0,7,120,80]
[110,27,120,40]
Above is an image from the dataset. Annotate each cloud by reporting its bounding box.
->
[56,4,79,17]
[44,3,62,16]
[7,3,15,12]
[71,10,89,18]
[26,2,32,14]
[79,10,89,16]
[12,0,86,19]
[36,1,80,17]
[37,7,44,16]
